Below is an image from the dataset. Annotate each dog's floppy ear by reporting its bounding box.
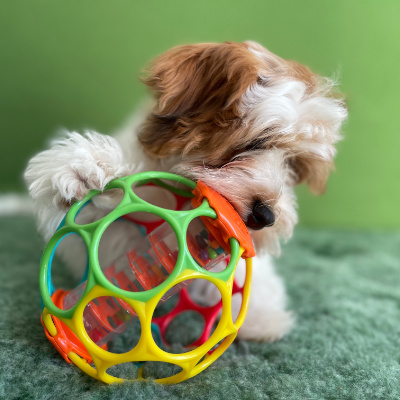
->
[280,64,347,195]
[139,42,263,158]
[142,42,261,116]
[289,144,336,194]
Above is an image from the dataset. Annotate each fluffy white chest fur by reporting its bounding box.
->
[25,41,346,342]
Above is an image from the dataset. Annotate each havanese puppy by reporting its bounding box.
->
[25,41,347,342]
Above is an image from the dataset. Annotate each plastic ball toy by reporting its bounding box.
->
[40,171,255,384]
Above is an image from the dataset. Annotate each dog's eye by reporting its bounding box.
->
[212,138,270,167]
[257,76,270,87]
[243,138,268,151]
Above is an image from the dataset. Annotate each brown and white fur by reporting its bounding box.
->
[25,41,347,342]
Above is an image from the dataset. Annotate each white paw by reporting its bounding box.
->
[238,309,295,342]
[188,277,222,306]
[233,254,294,342]
[25,131,129,208]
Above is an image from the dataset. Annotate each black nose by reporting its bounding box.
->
[246,201,275,230]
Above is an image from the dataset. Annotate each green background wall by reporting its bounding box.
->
[1,0,399,229]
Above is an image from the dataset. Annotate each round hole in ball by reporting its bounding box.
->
[231,258,246,324]
[152,279,223,354]
[186,278,222,308]
[82,296,141,354]
[163,311,205,353]
[152,291,179,319]
[142,361,182,380]
[106,361,141,380]
[131,178,193,212]
[75,189,124,225]
[97,213,179,293]
[49,232,88,310]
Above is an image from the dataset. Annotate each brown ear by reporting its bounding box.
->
[290,146,335,194]
[142,42,262,116]
[139,42,263,159]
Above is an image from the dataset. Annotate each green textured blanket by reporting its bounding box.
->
[1,216,399,399]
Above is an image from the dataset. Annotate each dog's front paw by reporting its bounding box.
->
[25,131,129,208]
[237,309,295,342]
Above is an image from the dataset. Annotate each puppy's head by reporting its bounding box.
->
[139,41,347,255]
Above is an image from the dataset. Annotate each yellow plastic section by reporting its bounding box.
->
[43,312,57,337]
[42,249,252,384]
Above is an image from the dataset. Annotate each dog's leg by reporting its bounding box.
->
[235,254,294,342]
[24,131,131,239]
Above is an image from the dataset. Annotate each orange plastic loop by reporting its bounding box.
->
[191,181,255,258]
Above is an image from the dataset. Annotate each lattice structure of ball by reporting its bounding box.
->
[40,171,254,384]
